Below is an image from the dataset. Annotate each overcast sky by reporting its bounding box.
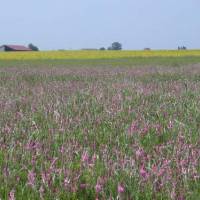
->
[0,0,199,50]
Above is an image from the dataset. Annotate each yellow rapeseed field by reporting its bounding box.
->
[0,50,200,60]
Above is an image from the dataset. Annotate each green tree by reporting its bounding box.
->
[99,47,106,51]
[108,42,122,50]
[28,43,39,51]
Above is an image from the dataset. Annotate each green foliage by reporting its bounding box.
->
[108,42,122,50]
[28,43,39,51]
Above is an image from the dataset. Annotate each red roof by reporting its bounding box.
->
[3,45,32,51]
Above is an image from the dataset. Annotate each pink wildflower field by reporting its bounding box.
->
[0,58,199,199]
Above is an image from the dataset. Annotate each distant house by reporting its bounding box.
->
[0,45,32,52]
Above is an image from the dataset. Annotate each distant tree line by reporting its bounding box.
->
[100,42,122,51]
[178,46,187,50]
[26,43,188,51]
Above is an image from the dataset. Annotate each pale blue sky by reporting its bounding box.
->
[0,0,199,50]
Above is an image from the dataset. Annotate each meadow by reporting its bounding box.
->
[0,51,199,200]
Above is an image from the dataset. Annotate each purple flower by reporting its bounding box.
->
[39,185,44,199]
[9,189,15,200]
[95,183,102,193]
[81,151,89,163]
[136,148,145,160]
[80,183,88,189]
[128,121,138,134]
[168,120,173,129]
[117,184,125,193]
[27,170,36,188]
[140,164,149,180]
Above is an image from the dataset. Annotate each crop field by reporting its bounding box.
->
[0,52,199,200]
[1,50,200,60]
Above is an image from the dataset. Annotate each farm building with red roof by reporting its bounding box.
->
[0,45,32,51]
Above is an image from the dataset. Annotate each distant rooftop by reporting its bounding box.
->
[1,45,32,51]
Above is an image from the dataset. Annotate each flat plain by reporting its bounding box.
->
[0,52,199,200]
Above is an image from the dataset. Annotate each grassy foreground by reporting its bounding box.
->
[0,57,199,200]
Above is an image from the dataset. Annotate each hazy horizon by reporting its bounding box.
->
[1,0,199,50]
